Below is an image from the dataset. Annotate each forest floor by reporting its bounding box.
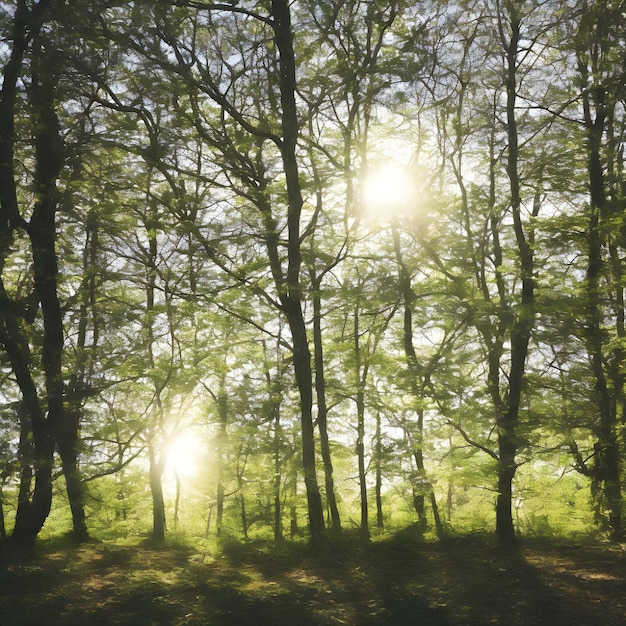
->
[0,532,625,625]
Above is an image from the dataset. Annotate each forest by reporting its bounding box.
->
[0,0,625,568]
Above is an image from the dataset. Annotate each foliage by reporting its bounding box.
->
[0,0,624,548]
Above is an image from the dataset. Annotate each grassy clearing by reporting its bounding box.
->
[1,532,625,625]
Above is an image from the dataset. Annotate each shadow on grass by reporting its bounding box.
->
[1,532,624,625]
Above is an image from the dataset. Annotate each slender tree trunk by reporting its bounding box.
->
[174,473,181,530]
[272,398,283,543]
[215,389,228,537]
[412,413,427,527]
[290,464,300,539]
[216,481,225,537]
[391,225,443,537]
[261,341,285,543]
[274,420,283,542]
[375,411,384,529]
[353,303,370,542]
[271,0,324,541]
[356,387,369,542]
[494,3,536,547]
[205,503,214,539]
[0,488,6,555]
[310,274,341,533]
[238,473,248,539]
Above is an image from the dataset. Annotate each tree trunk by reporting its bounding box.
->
[495,435,517,545]
[271,0,324,542]
[149,444,166,541]
[354,304,370,542]
[311,275,341,533]
[238,474,248,540]
[579,48,623,539]
[375,411,384,529]
[215,389,228,537]
[494,3,536,547]
[0,0,60,549]
[0,488,6,555]
[356,388,369,542]
[173,473,181,530]
[391,224,442,537]
[29,29,89,542]
[56,429,88,542]
[273,406,283,543]
[5,343,54,548]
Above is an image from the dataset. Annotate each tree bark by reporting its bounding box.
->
[375,411,384,529]
[311,274,341,533]
[494,2,536,547]
[353,302,370,542]
[577,27,623,538]
[391,224,443,537]
[149,443,167,541]
[0,0,58,549]
[0,488,6,555]
[215,388,228,537]
[270,0,325,541]
[29,37,89,536]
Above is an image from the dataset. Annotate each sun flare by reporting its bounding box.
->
[167,430,200,478]
[362,161,416,218]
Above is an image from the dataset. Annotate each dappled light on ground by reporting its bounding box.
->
[1,536,625,625]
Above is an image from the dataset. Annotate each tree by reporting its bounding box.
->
[102,0,328,539]
[572,0,626,540]
[0,0,94,545]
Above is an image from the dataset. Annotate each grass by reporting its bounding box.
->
[1,532,625,625]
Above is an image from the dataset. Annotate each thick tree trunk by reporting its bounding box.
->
[149,444,166,541]
[0,0,59,549]
[285,302,325,540]
[495,434,517,545]
[29,29,88,542]
[4,334,54,548]
[56,428,88,541]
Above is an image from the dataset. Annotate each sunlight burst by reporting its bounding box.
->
[167,430,200,478]
[362,161,416,219]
